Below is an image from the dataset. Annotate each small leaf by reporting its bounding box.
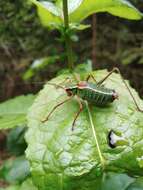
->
[23,56,59,80]
[30,0,62,28]
[0,95,36,129]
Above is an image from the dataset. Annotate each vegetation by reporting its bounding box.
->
[0,0,143,190]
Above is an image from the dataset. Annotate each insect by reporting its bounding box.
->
[41,67,143,130]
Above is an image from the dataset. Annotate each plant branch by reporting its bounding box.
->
[92,14,97,68]
[63,0,74,70]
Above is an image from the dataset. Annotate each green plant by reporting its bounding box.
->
[0,0,143,190]
[30,0,143,70]
[0,95,35,129]
[25,70,143,189]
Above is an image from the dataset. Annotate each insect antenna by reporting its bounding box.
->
[46,82,66,91]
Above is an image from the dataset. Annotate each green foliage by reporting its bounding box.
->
[70,0,143,22]
[25,70,143,190]
[23,56,60,80]
[126,177,143,190]
[0,95,36,129]
[19,178,38,190]
[0,156,30,184]
[30,0,142,29]
[1,174,143,190]
[0,185,20,190]
[121,48,143,65]
[0,178,37,190]
[7,126,27,156]
[0,0,54,56]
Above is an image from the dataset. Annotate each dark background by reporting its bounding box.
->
[0,0,143,101]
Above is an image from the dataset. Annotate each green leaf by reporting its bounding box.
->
[0,156,30,184]
[7,126,27,156]
[127,177,143,190]
[23,56,59,80]
[0,95,36,129]
[20,178,38,190]
[30,0,62,28]
[31,0,142,29]
[98,172,135,190]
[0,178,37,190]
[0,185,20,190]
[70,0,143,22]
[25,70,143,190]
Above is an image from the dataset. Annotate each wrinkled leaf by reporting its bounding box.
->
[0,95,36,129]
[20,178,38,190]
[25,70,143,190]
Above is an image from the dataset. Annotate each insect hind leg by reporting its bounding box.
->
[97,67,143,112]
[72,96,83,131]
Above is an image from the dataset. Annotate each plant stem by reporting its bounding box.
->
[92,14,97,68]
[63,0,74,70]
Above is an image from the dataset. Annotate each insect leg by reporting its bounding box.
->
[98,67,143,112]
[41,96,73,123]
[72,96,83,130]
[73,73,81,82]
[86,74,97,83]
[57,77,73,87]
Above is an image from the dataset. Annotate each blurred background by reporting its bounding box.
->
[0,0,143,102]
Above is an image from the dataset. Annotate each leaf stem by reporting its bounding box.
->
[63,0,74,70]
[86,101,106,168]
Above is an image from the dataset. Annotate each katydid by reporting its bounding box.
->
[41,67,143,130]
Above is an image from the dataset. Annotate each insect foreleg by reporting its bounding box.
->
[57,77,73,87]
[41,96,73,123]
[47,82,66,91]
[98,67,143,112]
[86,74,97,83]
[72,96,83,131]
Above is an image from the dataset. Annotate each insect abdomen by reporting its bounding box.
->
[77,84,114,106]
